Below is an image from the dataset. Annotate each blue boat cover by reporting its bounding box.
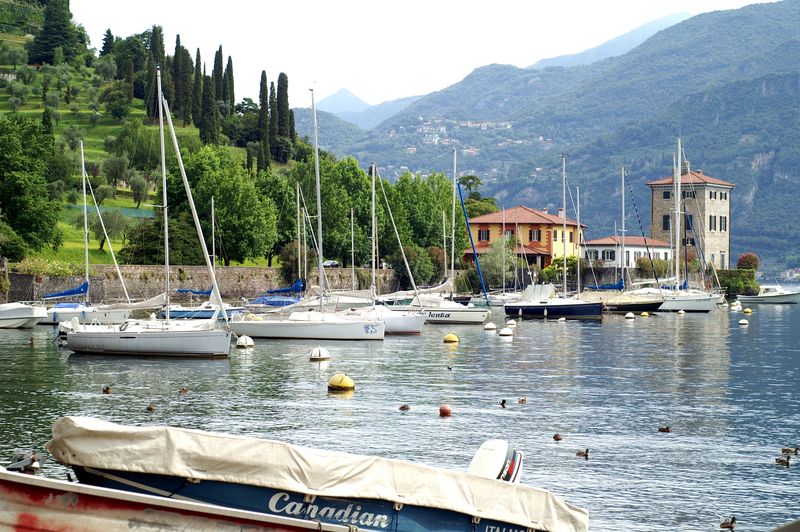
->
[176,288,212,296]
[587,278,624,291]
[43,280,89,300]
[266,279,305,295]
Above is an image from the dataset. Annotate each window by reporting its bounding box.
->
[626,250,630,266]
[663,190,671,199]
[504,229,514,238]
[709,191,714,199]
[721,251,726,268]
[529,229,541,241]
[553,230,558,241]
[682,237,695,246]
[684,214,693,230]
[720,216,727,232]
[478,229,490,241]
[602,249,616,261]
[569,231,574,243]
[682,190,695,199]
[721,192,727,201]
[709,215,717,231]
[711,253,716,265]
[586,250,598,260]
[662,215,670,231]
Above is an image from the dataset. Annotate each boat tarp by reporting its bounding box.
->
[381,278,455,301]
[95,293,167,310]
[265,279,306,294]
[519,283,558,300]
[176,288,212,296]
[47,416,588,532]
[43,281,89,300]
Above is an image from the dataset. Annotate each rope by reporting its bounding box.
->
[624,168,662,287]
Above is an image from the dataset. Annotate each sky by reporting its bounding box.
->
[70,0,770,108]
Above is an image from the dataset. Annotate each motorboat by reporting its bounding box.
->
[41,416,588,532]
[737,284,800,304]
[0,302,46,329]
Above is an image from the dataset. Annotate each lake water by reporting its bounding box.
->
[1,297,798,531]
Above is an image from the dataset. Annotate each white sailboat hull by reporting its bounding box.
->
[658,291,719,312]
[63,320,231,357]
[341,306,426,335]
[0,303,47,329]
[230,311,385,340]
[424,307,490,324]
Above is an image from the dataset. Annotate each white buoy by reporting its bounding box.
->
[625,312,635,320]
[505,319,517,328]
[309,346,331,361]
[236,335,254,348]
[557,317,566,322]
[484,322,497,332]
[677,309,686,315]
[738,319,749,326]
[499,327,514,337]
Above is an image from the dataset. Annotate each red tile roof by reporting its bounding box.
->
[464,241,550,256]
[584,236,671,248]
[646,170,735,188]
[469,205,583,227]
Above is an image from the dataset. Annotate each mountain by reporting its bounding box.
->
[317,89,370,114]
[292,107,367,152]
[336,95,423,130]
[528,12,691,69]
[297,1,800,269]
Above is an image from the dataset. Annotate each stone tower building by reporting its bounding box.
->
[647,162,735,270]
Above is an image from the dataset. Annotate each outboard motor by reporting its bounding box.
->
[7,450,40,474]
[467,439,523,483]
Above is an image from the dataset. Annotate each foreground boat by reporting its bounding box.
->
[0,302,47,329]
[0,466,342,531]
[45,416,588,532]
[737,284,800,304]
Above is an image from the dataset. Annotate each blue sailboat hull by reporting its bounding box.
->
[504,301,603,320]
[74,467,540,532]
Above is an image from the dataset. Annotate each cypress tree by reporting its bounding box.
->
[289,109,296,143]
[149,25,165,66]
[212,46,223,103]
[172,35,183,113]
[223,56,235,109]
[199,73,220,145]
[41,108,53,135]
[125,58,134,99]
[100,29,114,57]
[192,49,203,126]
[162,58,175,108]
[257,70,270,170]
[277,73,290,137]
[268,82,278,158]
[144,55,157,119]
[28,0,78,64]
[180,48,194,126]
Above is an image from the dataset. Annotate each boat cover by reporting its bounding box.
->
[47,416,588,532]
[95,293,167,310]
[43,280,89,300]
[518,284,558,300]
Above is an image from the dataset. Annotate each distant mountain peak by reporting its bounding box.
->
[317,89,370,114]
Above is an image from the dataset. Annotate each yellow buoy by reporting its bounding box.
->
[743,308,752,314]
[328,373,355,392]
[443,333,460,343]
[640,311,650,317]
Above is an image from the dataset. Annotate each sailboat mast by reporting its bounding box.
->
[576,187,581,297]
[351,207,355,291]
[674,139,682,288]
[310,89,325,294]
[157,68,170,320]
[296,183,301,280]
[561,154,567,296]
[442,211,447,279]
[371,163,377,297]
[621,165,626,276]
[502,206,506,296]
[80,140,89,305]
[211,196,216,277]
[450,148,457,279]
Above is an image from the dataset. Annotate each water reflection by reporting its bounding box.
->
[0,302,799,530]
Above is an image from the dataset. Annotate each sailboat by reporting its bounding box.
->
[62,69,232,357]
[504,155,603,320]
[38,144,133,326]
[228,89,384,341]
[580,166,664,313]
[651,139,718,313]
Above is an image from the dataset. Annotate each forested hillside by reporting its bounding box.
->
[294,0,800,269]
